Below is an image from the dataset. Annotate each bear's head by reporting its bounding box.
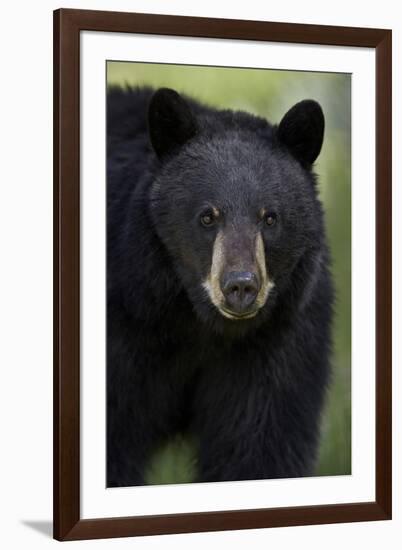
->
[148,88,326,333]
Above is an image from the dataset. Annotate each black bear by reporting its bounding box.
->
[107,86,333,486]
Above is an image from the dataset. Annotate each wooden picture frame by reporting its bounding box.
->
[53,8,392,541]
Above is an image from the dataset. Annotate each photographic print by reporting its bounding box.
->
[54,9,391,539]
[106,62,351,487]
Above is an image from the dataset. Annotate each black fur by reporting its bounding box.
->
[107,86,333,486]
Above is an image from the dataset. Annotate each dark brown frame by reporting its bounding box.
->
[53,8,392,541]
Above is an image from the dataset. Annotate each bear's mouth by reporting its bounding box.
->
[218,306,259,321]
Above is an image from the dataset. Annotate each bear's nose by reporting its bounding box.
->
[221,271,259,315]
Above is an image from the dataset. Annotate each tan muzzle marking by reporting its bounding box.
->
[202,230,274,320]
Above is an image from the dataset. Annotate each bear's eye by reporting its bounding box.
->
[200,210,216,227]
[264,212,277,227]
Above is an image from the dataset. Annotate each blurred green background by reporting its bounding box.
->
[107,61,351,483]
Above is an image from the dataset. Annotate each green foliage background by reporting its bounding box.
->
[107,61,351,483]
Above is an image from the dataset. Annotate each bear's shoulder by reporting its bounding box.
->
[107,86,154,143]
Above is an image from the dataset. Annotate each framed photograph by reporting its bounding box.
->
[53,8,392,541]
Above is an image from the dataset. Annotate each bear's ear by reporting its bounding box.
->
[148,88,198,158]
[277,100,325,166]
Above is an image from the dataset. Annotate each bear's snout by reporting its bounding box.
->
[221,271,260,316]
